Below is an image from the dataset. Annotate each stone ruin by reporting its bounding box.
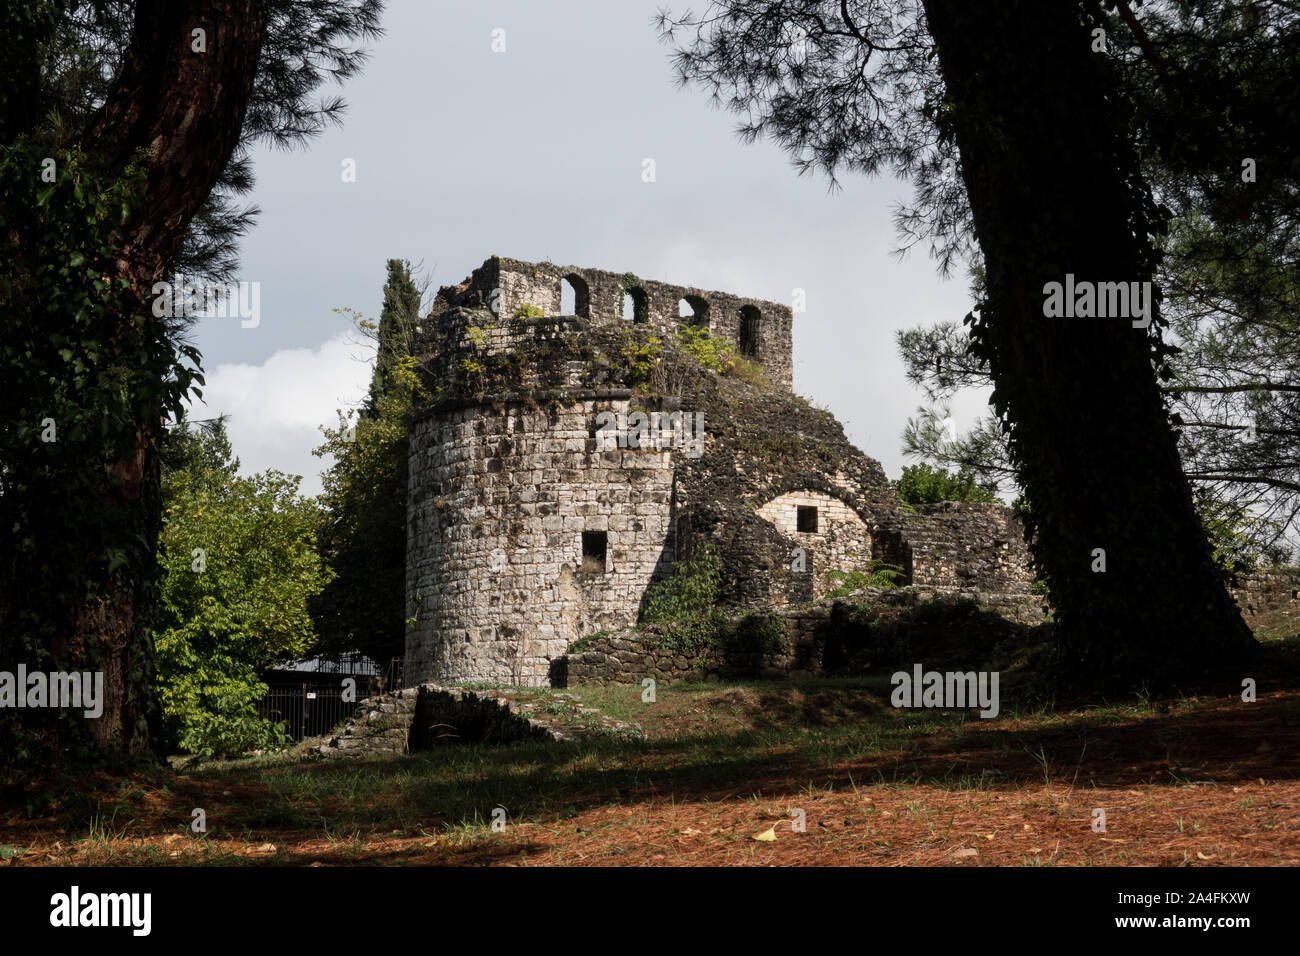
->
[401,255,1042,688]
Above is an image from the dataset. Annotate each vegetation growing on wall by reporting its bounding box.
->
[676,324,765,383]
[639,545,724,653]
[618,329,663,392]
[824,562,907,599]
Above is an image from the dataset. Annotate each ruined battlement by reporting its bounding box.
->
[423,256,794,390]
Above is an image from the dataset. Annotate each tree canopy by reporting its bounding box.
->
[154,419,328,758]
[0,0,382,781]
[312,260,425,664]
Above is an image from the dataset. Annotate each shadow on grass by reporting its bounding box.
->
[20,658,1298,865]
[192,686,1300,842]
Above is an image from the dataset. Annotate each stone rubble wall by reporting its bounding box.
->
[903,502,1035,593]
[316,686,420,758]
[1230,569,1300,617]
[461,256,795,390]
[561,586,1048,686]
[316,684,643,758]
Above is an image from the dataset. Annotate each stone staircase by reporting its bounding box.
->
[315,684,642,759]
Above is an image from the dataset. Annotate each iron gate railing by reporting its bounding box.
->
[256,682,356,742]
[256,658,404,742]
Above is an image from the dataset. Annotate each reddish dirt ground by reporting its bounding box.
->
[4,688,1298,866]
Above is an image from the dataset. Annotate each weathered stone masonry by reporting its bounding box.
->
[405,256,1039,687]
[407,395,676,685]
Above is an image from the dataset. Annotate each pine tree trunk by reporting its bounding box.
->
[40,0,266,765]
[920,0,1257,690]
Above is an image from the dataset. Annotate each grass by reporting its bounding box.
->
[4,657,1299,866]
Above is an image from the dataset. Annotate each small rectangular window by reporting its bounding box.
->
[796,506,818,533]
[582,531,608,573]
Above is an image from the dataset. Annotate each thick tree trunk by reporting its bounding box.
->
[920,0,1256,691]
[95,0,267,279]
[65,0,266,761]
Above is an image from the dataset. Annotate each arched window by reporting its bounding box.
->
[621,286,649,323]
[678,295,710,328]
[560,274,590,318]
[739,305,761,356]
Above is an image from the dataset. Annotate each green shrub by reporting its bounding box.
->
[824,561,906,598]
[155,422,326,758]
[676,324,736,372]
[512,303,546,319]
[619,331,661,390]
[162,671,292,760]
[895,463,1000,505]
[718,613,789,662]
[640,544,724,653]
[675,324,765,382]
[458,355,486,386]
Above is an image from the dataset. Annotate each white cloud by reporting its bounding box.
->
[188,332,374,496]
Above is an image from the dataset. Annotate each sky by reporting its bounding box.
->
[188,0,990,496]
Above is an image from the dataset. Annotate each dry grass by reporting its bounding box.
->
[4,672,1298,867]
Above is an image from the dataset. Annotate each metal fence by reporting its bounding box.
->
[255,659,404,742]
[255,682,357,742]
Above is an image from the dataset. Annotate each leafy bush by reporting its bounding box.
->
[640,545,724,653]
[619,331,662,391]
[824,561,906,598]
[155,420,329,758]
[895,463,1000,505]
[675,324,736,371]
[161,670,291,759]
[512,303,546,319]
[675,324,765,381]
[459,355,486,382]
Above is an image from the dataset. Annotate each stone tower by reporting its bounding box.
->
[404,257,794,685]
[405,256,1034,688]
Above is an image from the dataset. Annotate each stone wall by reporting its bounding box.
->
[316,684,643,758]
[1230,569,1300,617]
[664,368,916,613]
[755,490,874,599]
[317,687,419,758]
[903,502,1034,593]
[432,256,794,390]
[560,587,1047,686]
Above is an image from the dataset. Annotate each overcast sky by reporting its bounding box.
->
[189,0,989,496]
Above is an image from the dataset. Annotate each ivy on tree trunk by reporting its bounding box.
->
[919,0,1257,690]
[0,0,266,780]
